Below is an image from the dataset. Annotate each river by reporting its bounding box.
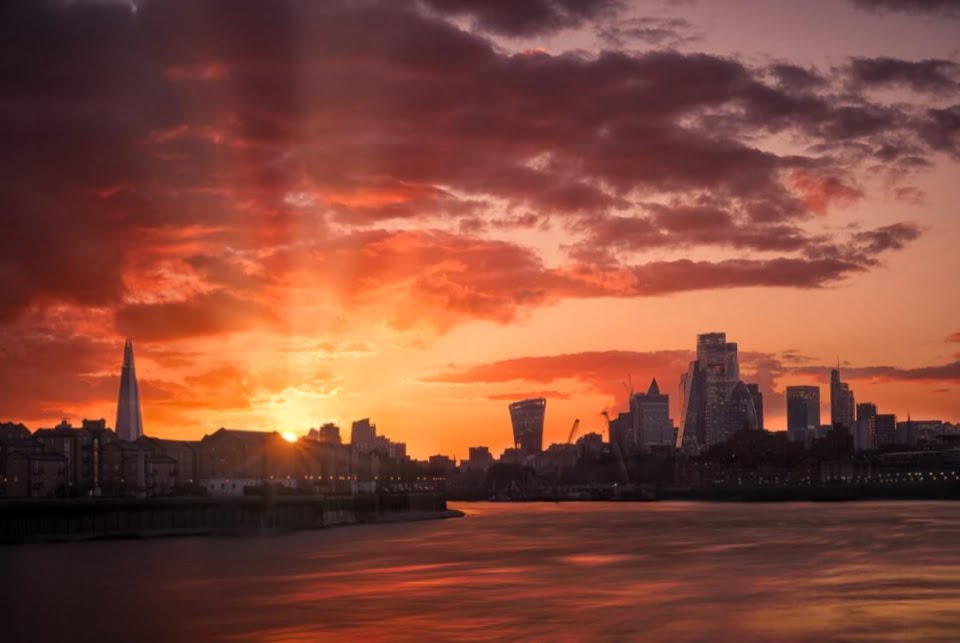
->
[2,501,960,641]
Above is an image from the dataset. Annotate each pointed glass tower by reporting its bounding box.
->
[115,338,144,441]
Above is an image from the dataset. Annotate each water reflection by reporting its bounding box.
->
[3,501,960,641]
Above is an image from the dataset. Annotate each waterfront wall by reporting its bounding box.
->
[0,492,449,544]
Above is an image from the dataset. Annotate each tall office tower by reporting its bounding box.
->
[786,386,820,444]
[872,413,897,448]
[115,339,144,442]
[746,383,764,431]
[609,412,634,454]
[697,333,740,446]
[313,422,341,444]
[631,379,674,447]
[723,381,760,436]
[350,418,377,453]
[830,368,855,430]
[509,398,546,455]
[855,402,877,451]
[677,360,705,451]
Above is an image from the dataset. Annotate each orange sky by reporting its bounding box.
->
[0,0,958,459]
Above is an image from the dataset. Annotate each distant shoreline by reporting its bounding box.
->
[449,482,960,504]
[0,493,459,545]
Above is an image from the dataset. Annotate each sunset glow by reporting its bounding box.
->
[0,0,958,459]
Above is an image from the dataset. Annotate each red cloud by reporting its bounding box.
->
[789,170,863,215]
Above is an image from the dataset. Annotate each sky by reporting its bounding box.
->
[1,0,958,459]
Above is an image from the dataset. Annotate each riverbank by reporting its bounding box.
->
[0,493,461,544]
[450,481,960,503]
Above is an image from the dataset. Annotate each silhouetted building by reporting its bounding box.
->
[388,441,407,460]
[141,437,198,485]
[786,386,820,444]
[896,416,919,446]
[609,411,634,454]
[33,420,99,496]
[0,422,30,442]
[724,381,760,435]
[309,422,341,445]
[830,368,855,431]
[698,333,740,446]
[428,454,456,477]
[855,402,877,451]
[509,398,546,456]
[678,333,740,450]
[678,360,705,452]
[0,431,68,498]
[199,428,279,479]
[872,413,897,448]
[462,446,494,473]
[350,419,377,453]
[746,383,764,431]
[115,339,144,442]
[631,378,674,448]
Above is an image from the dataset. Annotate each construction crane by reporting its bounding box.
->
[566,418,581,445]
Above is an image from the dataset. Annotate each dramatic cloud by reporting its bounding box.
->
[0,0,943,328]
[420,0,622,36]
[0,0,956,442]
[427,349,695,413]
[114,290,266,340]
[596,16,696,47]
[849,57,960,94]
[486,390,573,401]
[794,362,960,382]
[849,0,960,17]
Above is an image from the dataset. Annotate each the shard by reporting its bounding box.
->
[115,338,144,441]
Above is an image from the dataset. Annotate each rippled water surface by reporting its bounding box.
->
[4,501,960,641]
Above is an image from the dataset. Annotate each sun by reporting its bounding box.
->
[281,431,298,443]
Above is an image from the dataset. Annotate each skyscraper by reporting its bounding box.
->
[115,338,144,442]
[746,383,764,431]
[509,398,546,456]
[872,413,897,448]
[723,381,760,436]
[350,418,377,452]
[830,368,855,431]
[677,333,741,451]
[677,360,705,451]
[697,333,740,446]
[855,402,877,451]
[786,386,820,444]
[631,378,674,447]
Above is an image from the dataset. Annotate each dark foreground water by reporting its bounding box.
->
[3,501,960,641]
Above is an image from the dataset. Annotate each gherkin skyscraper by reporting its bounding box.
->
[115,338,144,441]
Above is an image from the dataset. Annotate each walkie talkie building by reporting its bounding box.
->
[509,398,546,456]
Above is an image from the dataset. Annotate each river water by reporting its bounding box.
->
[3,501,960,641]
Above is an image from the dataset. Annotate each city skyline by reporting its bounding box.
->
[0,0,959,459]
[7,329,951,460]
